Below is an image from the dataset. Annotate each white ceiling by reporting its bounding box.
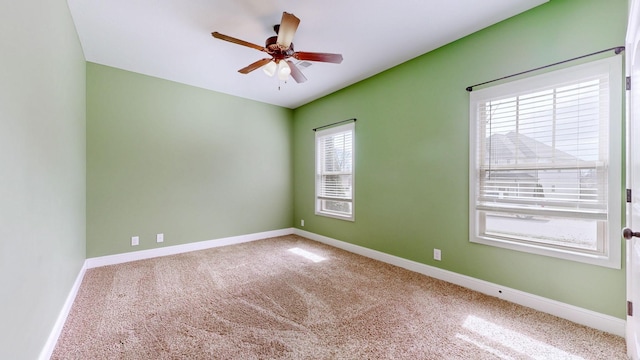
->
[67,0,547,109]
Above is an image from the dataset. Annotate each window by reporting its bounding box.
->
[469,57,622,268]
[315,122,355,220]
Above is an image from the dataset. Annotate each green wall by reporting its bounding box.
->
[86,63,294,258]
[293,0,628,318]
[0,1,86,359]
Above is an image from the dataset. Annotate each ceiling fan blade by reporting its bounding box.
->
[276,12,300,49]
[287,61,307,83]
[212,32,266,52]
[238,58,272,74]
[294,52,343,64]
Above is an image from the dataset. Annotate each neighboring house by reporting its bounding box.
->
[484,131,598,205]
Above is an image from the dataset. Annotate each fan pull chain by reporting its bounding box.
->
[278,79,288,91]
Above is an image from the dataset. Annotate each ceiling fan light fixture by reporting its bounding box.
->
[262,60,277,77]
[277,60,291,80]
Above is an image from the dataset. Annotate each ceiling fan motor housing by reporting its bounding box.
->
[265,36,294,59]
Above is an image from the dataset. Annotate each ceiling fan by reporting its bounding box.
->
[212,12,343,83]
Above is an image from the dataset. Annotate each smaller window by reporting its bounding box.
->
[315,122,355,221]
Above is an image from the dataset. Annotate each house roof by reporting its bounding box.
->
[487,132,579,165]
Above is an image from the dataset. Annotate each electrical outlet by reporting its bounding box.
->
[434,249,442,261]
[156,233,164,243]
[131,236,139,246]
[301,219,305,227]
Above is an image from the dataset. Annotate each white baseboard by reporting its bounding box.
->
[85,228,295,268]
[38,261,87,360]
[294,228,626,337]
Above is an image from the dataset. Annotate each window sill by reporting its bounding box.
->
[315,211,354,222]
[470,235,620,269]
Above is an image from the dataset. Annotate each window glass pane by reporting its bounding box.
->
[321,200,352,216]
[482,211,599,251]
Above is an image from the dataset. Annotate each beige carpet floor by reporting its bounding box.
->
[52,235,626,359]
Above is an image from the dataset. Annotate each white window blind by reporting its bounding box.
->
[469,56,622,268]
[315,122,354,220]
[478,77,608,219]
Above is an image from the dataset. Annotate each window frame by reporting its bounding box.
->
[315,122,355,221]
[468,56,622,269]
